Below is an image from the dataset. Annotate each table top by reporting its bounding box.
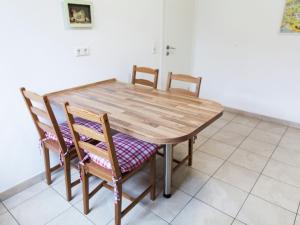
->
[47,79,224,144]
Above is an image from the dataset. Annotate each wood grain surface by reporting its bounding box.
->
[47,79,223,144]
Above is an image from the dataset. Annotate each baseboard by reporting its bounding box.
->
[225,106,300,129]
[0,172,45,201]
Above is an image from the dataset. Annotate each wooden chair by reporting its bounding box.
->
[64,103,157,225]
[131,65,159,89]
[164,73,202,171]
[166,72,202,97]
[20,88,81,201]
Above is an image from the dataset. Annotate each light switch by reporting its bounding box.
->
[152,43,158,54]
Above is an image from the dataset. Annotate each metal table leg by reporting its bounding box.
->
[163,144,173,198]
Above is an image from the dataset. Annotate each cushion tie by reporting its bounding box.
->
[39,138,47,152]
[59,148,72,166]
[78,155,90,181]
[112,176,122,203]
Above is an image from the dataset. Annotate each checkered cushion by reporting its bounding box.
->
[87,133,158,173]
[44,117,103,149]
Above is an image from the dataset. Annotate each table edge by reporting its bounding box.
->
[46,78,224,144]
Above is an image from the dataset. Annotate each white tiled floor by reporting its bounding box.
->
[2,112,300,225]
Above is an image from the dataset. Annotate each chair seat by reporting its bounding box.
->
[45,117,103,149]
[87,133,158,173]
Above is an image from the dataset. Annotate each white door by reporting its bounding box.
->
[160,0,196,90]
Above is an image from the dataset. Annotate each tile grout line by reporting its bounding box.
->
[169,113,255,224]
[49,179,98,225]
[232,124,289,224]
[2,201,20,225]
[293,201,300,225]
[5,113,293,225]
[229,120,266,224]
[3,184,49,211]
[261,173,300,190]
[44,206,72,225]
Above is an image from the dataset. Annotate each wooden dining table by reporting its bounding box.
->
[46,78,224,197]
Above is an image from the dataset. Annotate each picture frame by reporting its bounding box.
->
[64,0,93,28]
[280,0,300,33]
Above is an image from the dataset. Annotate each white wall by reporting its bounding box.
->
[2,0,300,193]
[193,0,300,124]
[0,0,163,192]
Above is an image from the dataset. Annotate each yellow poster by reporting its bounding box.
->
[281,0,300,32]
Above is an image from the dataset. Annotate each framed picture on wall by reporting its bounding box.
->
[281,0,300,33]
[64,0,93,28]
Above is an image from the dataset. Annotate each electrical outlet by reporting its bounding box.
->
[75,47,90,57]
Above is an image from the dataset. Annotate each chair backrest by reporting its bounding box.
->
[131,65,159,89]
[20,88,67,153]
[166,72,202,97]
[63,103,121,178]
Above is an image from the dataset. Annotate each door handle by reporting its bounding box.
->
[166,45,176,50]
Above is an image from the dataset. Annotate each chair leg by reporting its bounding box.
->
[63,154,72,201]
[42,147,51,185]
[114,184,122,225]
[188,138,193,166]
[82,168,89,215]
[150,155,156,201]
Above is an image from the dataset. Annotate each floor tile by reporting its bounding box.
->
[143,156,164,179]
[221,111,237,121]
[123,170,163,198]
[74,188,130,225]
[221,122,254,136]
[212,130,246,147]
[240,138,276,157]
[0,212,18,225]
[46,207,94,225]
[196,178,248,217]
[0,202,6,215]
[249,129,282,145]
[52,174,100,205]
[48,167,77,186]
[232,115,260,128]
[228,149,268,173]
[173,142,190,161]
[285,127,300,139]
[172,166,209,196]
[198,139,236,160]
[252,175,300,213]
[237,195,295,225]
[192,151,224,175]
[211,118,229,129]
[107,204,168,225]
[200,126,220,138]
[4,181,48,210]
[263,159,300,188]
[171,199,233,225]
[279,136,300,151]
[272,146,300,168]
[10,188,71,225]
[232,220,246,225]
[144,189,192,223]
[194,135,208,149]
[256,121,287,135]
[214,162,259,192]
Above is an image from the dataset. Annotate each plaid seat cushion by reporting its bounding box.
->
[44,117,103,149]
[87,133,158,173]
